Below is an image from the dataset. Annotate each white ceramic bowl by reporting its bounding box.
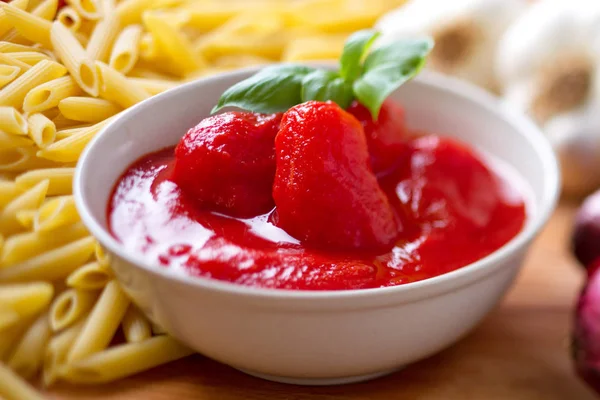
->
[74,68,559,385]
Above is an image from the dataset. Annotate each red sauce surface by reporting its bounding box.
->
[108,135,528,291]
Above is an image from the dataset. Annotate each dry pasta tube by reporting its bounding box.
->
[56,6,81,32]
[0,59,66,108]
[108,24,141,74]
[27,112,56,148]
[37,116,113,162]
[0,65,21,89]
[0,307,20,331]
[0,107,28,135]
[58,96,121,122]
[14,209,35,229]
[1,221,88,265]
[86,13,120,62]
[122,306,151,343]
[23,75,82,113]
[96,61,150,108]
[0,0,29,38]
[49,288,97,331]
[7,311,51,379]
[50,21,99,96]
[0,146,58,172]
[66,261,113,290]
[15,167,75,196]
[65,0,101,20]
[0,282,53,319]
[0,180,23,209]
[43,319,84,386]
[67,280,130,362]
[0,362,45,400]
[128,77,177,95]
[1,3,53,49]
[0,130,33,150]
[34,194,79,231]
[0,235,95,282]
[61,335,194,384]
[32,0,59,21]
[0,322,27,361]
[8,51,52,66]
[0,179,48,235]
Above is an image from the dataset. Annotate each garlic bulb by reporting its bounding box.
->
[375,0,526,90]
[497,0,600,196]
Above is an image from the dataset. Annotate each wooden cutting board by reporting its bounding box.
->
[46,202,597,399]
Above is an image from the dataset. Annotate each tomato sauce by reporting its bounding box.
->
[108,135,527,291]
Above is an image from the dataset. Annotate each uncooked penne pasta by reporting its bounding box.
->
[56,6,81,32]
[65,0,101,20]
[8,51,51,66]
[86,13,120,62]
[67,280,130,362]
[0,130,33,150]
[7,311,51,379]
[43,319,84,386]
[23,76,81,113]
[1,221,88,265]
[0,362,45,400]
[27,112,56,148]
[122,306,151,343]
[15,209,35,229]
[0,322,26,361]
[0,180,22,209]
[58,96,121,122]
[55,125,90,140]
[61,335,193,383]
[0,41,43,53]
[31,0,58,21]
[128,77,177,95]
[138,32,158,61]
[0,307,20,331]
[50,21,99,96]
[96,61,149,107]
[37,116,113,162]
[0,179,48,235]
[0,282,53,319]
[1,3,53,49]
[0,53,31,73]
[49,288,97,331]
[0,65,20,89]
[109,24,141,74]
[0,236,95,282]
[0,107,27,135]
[0,59,66,108]
[0,146,57,172]
[15,167,75,196]
[116,0,155,26]
[143,11,203,76]
[51,112,79,129]
[94,241,109,266]
[0,0,29,38]
[66,261,113,289]
[34,195,79,231]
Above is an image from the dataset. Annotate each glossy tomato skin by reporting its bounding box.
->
[272,101,400,252]
[173,111,282,218]
[347,99,410,176]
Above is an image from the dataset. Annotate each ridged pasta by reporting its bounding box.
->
[32,0,59,21]
[15,167,75,196]
[60,336,193,383]
[0,59,66,108]
[34,194,79,231]
[122,306,151,343]
[66,260,112,289]
[0,65,21,89]
[23,75,81,113]
[109,24,141,74]
[0,0,29,38]
[2,3,53,49]
[0,180,23,209]
[0,179,48,235]
[0,146,57,172]
[7,311,51,379]
[26,112,56,148]
[1,221,88,265]
[86,13,120,62]
[8,51,52,66]
[49,288,97,331]
[0,53,31,74]
[0,107,28,135]
[43,319,84,386]
[96,61,149,107]
[50,21,99,96]
[14,209,35,229]
[67,280,130,362]
[58,96,120,122]
[65,0,101,20]
[128,76,176,95]
[0,362,45,400]
[56,6,82,32]
[0,282,54,319]
[0,130,33,150]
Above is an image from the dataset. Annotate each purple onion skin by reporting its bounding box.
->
[573,190,600,268]
[574,262,600,394]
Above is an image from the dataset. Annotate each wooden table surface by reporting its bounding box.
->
[47,202,597,399]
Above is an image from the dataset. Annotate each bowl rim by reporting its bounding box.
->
[73,67,560,301]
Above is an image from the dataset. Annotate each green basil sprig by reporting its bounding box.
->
[211,30,433,119]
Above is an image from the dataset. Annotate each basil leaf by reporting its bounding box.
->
[353,38,434,120]
[339,29,380,82]
[301,70,354,109]
[212,64,315,114]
